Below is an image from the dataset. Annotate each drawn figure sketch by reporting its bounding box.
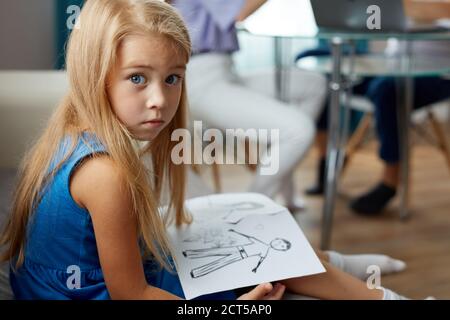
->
[182,229,291,278]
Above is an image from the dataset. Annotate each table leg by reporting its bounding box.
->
[396,40,415,220]
[274,37,283,101]
[396,75,414,220]
[274,37,290,102]
[321,37,344,250]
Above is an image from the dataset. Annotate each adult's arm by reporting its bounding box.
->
[197,0,267,30]
[236,0,268,22]
[404,0,450,22]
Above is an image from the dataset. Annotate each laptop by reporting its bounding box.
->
[310,0,447,33]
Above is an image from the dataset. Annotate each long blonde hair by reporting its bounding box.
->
[1,0,192,271]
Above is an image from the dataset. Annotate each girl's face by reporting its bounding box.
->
[107,34,187,141]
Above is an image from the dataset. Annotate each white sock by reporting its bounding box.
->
[284,195,306,213]
[382,288,436,300]
[326,251,406,280]
[380,287,409,300]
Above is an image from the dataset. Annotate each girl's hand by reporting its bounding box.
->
[237,282,285,300]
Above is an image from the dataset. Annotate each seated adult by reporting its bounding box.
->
[171,0,328,211]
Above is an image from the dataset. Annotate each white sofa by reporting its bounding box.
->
[0,71,68,299]
[0,71,68,169]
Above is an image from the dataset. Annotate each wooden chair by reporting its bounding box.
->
[343,96,450,176]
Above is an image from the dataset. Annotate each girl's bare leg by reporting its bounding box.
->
[315,250,329,261]
[280,259,384,300]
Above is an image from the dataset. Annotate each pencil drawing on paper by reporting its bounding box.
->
[182,229,292,278]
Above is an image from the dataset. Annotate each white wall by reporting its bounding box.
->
[0,0,55,70]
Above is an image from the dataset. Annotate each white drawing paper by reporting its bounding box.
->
[167,193,325,300]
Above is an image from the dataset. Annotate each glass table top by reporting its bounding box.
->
[240,0,450,41]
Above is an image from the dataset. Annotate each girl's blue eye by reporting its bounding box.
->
[166,74,182,86]
[130,74,146,85]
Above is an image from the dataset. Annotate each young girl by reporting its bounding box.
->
[0,0,418,300]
